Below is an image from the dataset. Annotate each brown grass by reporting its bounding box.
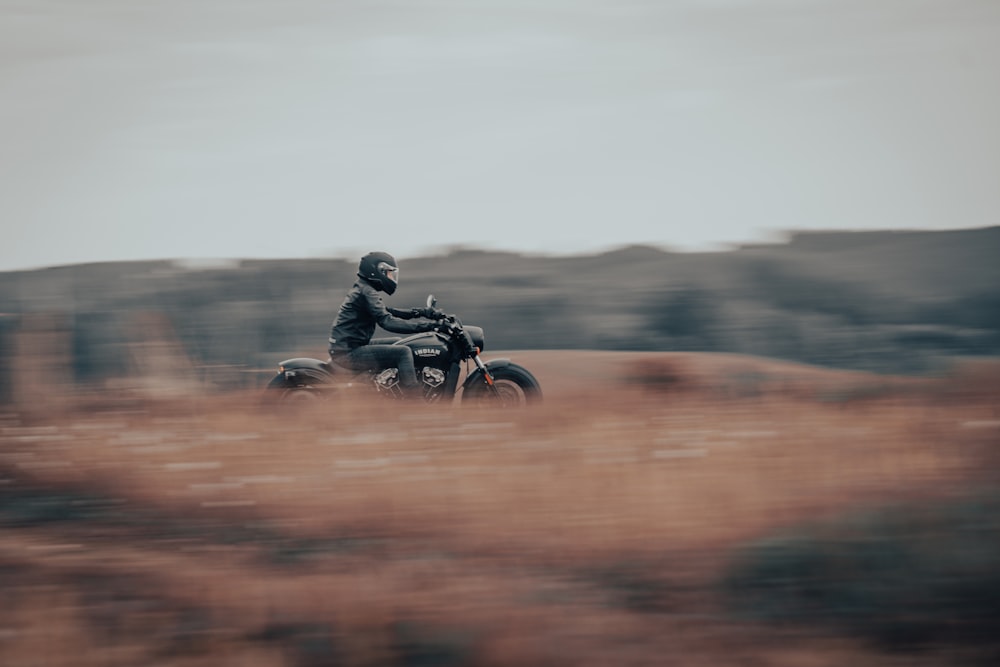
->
[1,351,997,666]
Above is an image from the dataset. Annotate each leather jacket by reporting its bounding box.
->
[328,279,435,354]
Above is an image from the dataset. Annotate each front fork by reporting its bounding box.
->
[471,351,503,397]
[457,325,502,398]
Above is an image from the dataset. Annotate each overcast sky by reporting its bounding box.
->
[2,0,998,271]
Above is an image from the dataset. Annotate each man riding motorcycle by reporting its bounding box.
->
[328,251,445,398]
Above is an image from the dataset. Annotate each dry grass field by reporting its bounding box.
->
[1,351,998,666]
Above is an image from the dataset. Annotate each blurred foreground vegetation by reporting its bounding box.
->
[724,491,1000,653]
[1,354,997,666]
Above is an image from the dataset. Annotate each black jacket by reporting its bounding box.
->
[328,279,435,354]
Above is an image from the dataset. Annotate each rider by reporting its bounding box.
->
[328,251,444,397]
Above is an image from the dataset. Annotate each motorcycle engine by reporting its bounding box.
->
[421,367,446,388]
[374,368,400,390]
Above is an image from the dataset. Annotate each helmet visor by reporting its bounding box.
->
[378,261,399,284]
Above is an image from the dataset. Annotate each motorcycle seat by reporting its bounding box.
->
[324,357,353,374]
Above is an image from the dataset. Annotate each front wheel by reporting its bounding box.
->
[462,365,542,408]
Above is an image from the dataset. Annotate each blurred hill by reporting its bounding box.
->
[1,226,998,391]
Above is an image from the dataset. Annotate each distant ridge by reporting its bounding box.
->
[784,225,1000,252]
[0,225,996,377]
[1,225,997,275]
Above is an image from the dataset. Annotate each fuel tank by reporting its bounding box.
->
[396,331,450,363]
[393,325,486,363]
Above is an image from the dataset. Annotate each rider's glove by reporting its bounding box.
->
[413,307,446,320]
[409,307,435,319]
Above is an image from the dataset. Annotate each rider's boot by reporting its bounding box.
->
[399,381,424,400]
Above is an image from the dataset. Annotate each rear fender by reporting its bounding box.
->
[276,357,335,385]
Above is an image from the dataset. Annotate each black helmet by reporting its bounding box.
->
[358,251,399,295]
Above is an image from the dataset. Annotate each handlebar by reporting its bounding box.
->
[435,315,458,332]
[435,315,476,355]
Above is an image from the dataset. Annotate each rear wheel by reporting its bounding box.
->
[263,376,323,406]
[462,365,542,408]
[281,385,321,402]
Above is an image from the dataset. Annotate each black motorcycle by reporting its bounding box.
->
[265,296,542,407]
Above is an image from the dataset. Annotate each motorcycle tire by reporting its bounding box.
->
[263,376,322,405]
[462,365,542,407]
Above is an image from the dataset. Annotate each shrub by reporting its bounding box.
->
[722,491,1000,651]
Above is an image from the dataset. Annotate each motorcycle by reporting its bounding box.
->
[264,296,542,407]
